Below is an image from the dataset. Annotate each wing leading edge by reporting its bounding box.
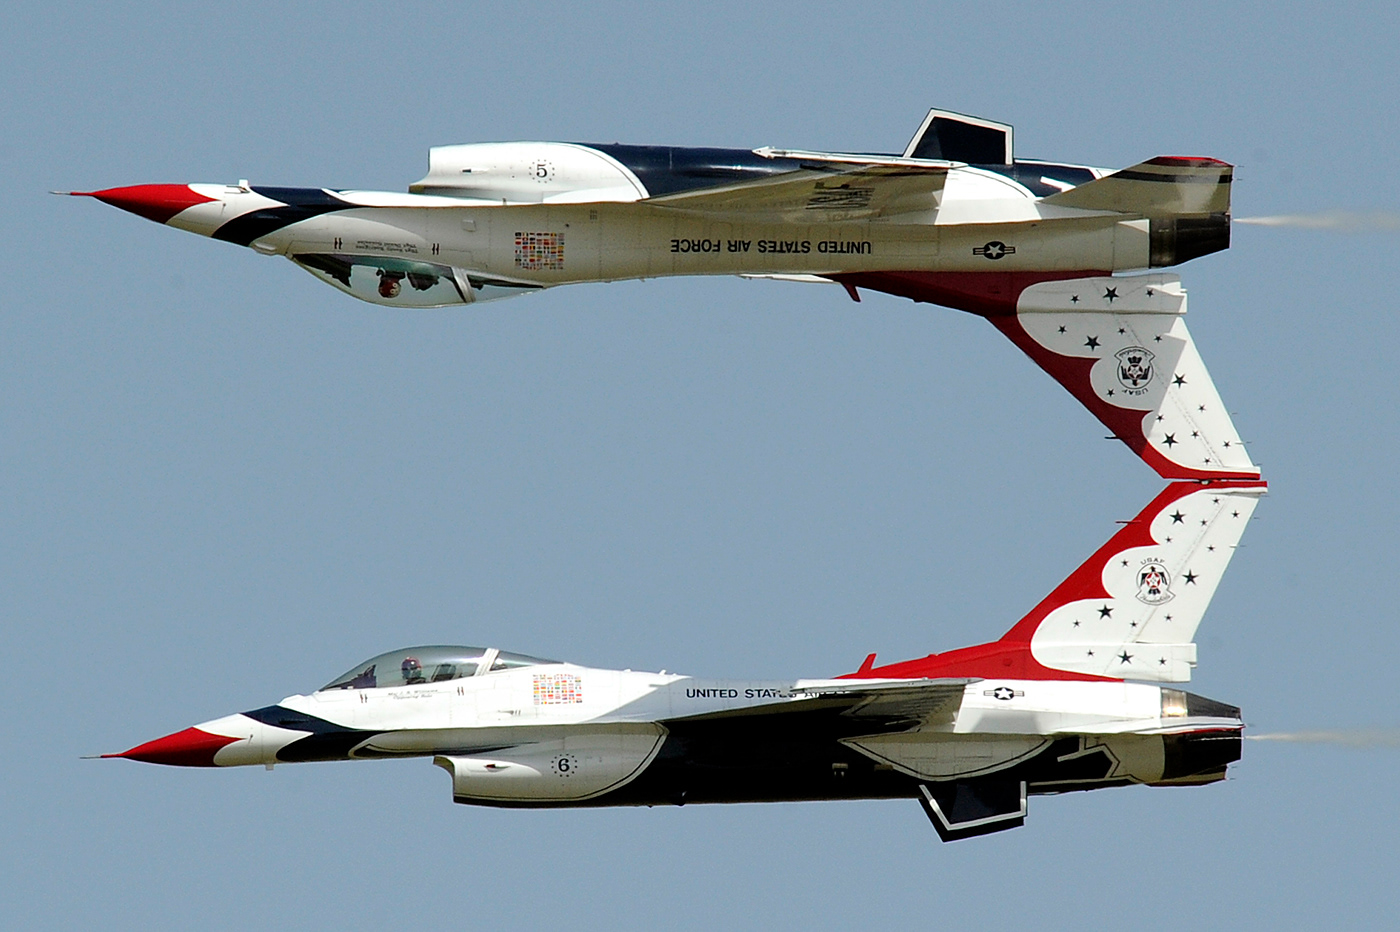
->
[661,678,972,726]
[643,162,949,222]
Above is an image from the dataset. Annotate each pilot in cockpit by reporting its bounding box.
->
[401,656,425,685]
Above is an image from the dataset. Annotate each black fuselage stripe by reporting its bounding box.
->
[214,187,353,246]
[242,704,377,762]
[1110,170,1233,184]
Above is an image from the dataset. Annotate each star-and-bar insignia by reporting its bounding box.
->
[973,241,1015,260]
[985,687,1025,701]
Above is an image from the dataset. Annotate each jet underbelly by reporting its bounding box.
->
[841,732,1052,780]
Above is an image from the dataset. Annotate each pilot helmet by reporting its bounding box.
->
[401,656,423,683]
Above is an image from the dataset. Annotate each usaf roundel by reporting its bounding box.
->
[1136,561,1174,605]
[1115,346,1155,392]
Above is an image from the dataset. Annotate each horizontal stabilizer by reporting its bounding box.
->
[644,163,947,222]
[991,273,1258,480]
[1041,156,1231,217]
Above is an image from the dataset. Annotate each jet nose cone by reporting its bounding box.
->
[103,726,240,767]
[71,184,217,224]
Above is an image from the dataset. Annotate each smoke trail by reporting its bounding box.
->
[1234,211,1400,232]
[1247,729,1400,748]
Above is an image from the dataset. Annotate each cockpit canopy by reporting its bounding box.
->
[320,645,556,691]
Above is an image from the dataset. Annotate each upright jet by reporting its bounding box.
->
[105,478,1262,841]
[70,109,1247,480]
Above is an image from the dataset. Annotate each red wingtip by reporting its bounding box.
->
[106,726,239,767]
[73,184,216,224]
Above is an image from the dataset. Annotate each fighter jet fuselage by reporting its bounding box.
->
[113,651,1244,841]
[74,111,1243,482]
[90,110,1260,842]
[75,110,1231,315]
[108,480,1260,841]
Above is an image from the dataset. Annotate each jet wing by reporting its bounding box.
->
[795,678,972,724]
[664,678,972,726]
[642,161,949,222]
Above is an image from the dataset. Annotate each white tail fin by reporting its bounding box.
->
[1020,481,1265,682]
[989,273,1259,480]
[847,479,1263,684]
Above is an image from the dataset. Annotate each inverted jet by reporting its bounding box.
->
[70,109,1247,480]
[105,479,1262,841]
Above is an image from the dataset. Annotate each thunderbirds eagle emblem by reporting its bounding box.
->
[1115,346,1156,393]
[1136,560,1174,605]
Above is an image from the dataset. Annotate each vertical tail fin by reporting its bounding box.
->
[991,273,1259,481]
[852,480,1264,683]
[1010,480,1264,682]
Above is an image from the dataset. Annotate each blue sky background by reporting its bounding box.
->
[4,2,1398,928]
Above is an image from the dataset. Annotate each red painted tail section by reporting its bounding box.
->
[842,479,1264,682]
[832,271,1258,482]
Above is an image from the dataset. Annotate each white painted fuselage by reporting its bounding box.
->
[181,660,1238,807]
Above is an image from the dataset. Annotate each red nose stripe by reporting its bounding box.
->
[74,185,217,224]
[104,726,240,767]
